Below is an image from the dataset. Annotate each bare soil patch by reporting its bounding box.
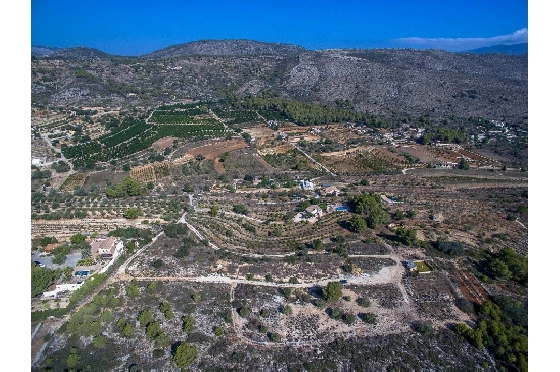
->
[151,136,177,151]
[174,140,248,165]
[449,270,490,305]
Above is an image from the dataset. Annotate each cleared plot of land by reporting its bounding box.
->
[173,140,248,165]
[58,172,88,192]
[449,270,490,305]
[395,146,439,163]
[151,136,177,151]
[319,150,403,175]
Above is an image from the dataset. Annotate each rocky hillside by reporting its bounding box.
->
[144,39,306,59]
[31,40,527,127]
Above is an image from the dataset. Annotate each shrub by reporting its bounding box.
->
[152,349,165,358]
[269,332,281,342]
[357,297,371,307]
[213,326,224,336]
[183,315,195,333]
[314,299,326,308]
[414,320,435,335]
[282,305,293,316]
[360,313,377,324]
[151,258,164,268]
[238,306,250,318]
[342,313,356,325]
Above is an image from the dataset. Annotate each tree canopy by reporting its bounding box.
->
[349,192,390,228]
[322,281,343,302]
[31,265,61,298]
[106,177,146,198]
[173,342,197,368]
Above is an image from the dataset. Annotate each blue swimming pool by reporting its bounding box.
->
[335,206,349,212]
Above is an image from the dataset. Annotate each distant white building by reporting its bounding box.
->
[31,158,43,166]
[300,180,315,191]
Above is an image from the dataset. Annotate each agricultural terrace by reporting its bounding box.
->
[60,104,232,170]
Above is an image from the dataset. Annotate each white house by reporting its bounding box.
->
[305,205,323,218]
[90,237,123,259]
[300,180,315,191]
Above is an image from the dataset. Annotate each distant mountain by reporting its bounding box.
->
[31,40,527,130]
[31,46,63,57]
[143,39,307,59]
[32,46,113,60]
[461,43,528,55]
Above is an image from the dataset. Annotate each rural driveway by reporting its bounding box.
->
[31,252,81,269]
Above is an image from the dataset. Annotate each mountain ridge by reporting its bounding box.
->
[31,39,527,129]
[32,38,529,58]
[461,42,528,55]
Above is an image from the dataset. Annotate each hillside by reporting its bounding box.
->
[462,42,528,55]
[31,40,527,128]
[143,39,307,58]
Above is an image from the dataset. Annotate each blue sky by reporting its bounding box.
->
[31,0,528,56]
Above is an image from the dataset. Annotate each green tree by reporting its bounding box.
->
[330,308,342,320]
[69,233,86,244]
[31,266,61,298]
[191,292,202,303]
[323,281,343,302]
[210,205,218,217]
[368,204,390,228]
[138,309,154,327]
[458,158,470,170]
[67,351,79,368]
[239,306,250,317]
[282,305,293,315]
[100,310,114,323]
[93,335,107,348]
[233,204,249,215]
[159,302,174,319]
[124,208,139,219]
[126,284,140,297]
[155,332,170,347]
[357,297,371,307]
[488,259,513,281]
[351,192,383,214]
[122,323,135,337]
[146,321,161,339]
[342,313,356,325]
[312,239,323,250]
[183,315,195,333]
[361,313,377,324]
[173,342,197,368]
[414,321,435,335]
[395,227,418,245]
[349,215,367,233]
